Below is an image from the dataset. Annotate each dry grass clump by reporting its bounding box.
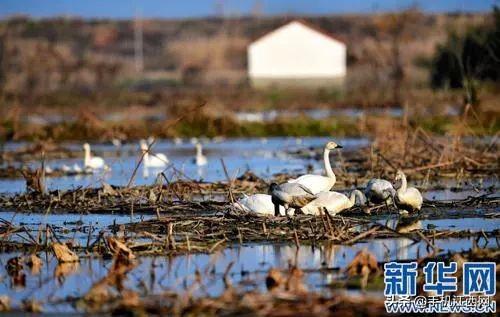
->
[310,108,499,184]
[52,243,79,263]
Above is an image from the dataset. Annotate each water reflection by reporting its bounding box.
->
[0,237,487,312]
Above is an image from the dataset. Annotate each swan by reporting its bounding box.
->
[269,182,316,216]
[212,136,225,143]
[44,165,53,174]
[365,178,396,205]
[287,141,342,194]
[147,136,155,146]
[193,143,207,166]
[301,190,366,216]
[173,137,182,145]
[233,194,287,216]
[61,164,71,173]
[73,163,83,174]
[140,140,168,168]
[111,138,122,148]
[83,143,106,169]
[394,170,423,212]
[190,137,198,145]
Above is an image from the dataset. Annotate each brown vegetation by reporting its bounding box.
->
[0,12,493,100]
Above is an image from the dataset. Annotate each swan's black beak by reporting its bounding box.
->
[336,144,343,148]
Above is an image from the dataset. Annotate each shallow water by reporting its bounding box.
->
[0,235,488,313]
[380,217,500,232]
[0,209,496,312]
[3,210,496,246]
[0,137,369,194]
[235,108,404,122]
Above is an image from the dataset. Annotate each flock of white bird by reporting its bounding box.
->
[234,141,423,217]
[44,138,423,217]
[46,139,208,175]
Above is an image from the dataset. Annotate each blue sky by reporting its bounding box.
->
[0,0,497,19]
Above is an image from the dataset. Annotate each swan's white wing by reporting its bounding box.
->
[89,157,105,168]
[302,191,350,215]
[155,153,169,163]
[279,182,315,196]
[237,194,284,215]
[366,179,392,192]
[365,179,395,202]
[149,153,168,167]
[61,164,71,172]
[196,156,207,166]
[287,175,333,194]
[404,187,423,209]
[319,192,350,213]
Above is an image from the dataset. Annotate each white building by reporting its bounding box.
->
[247,20,346,87]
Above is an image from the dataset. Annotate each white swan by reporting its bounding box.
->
[83,143,106,169]
[147,136,155,146]
[173,137,182,145]
[73,163,83,173]
[233,194,287,216]
[193,143,207,166]
[301,190,366,216]
[61,164,71,173]
[111,138,122,148]
[44,165,53,174]
[365,178,396,204]
[269,182,316,216]
[394,170,423,212]
[140,140,168,168]
[212,136,225,143]
[288,141,342,194]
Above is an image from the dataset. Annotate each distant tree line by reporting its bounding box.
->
[431,6,500,105]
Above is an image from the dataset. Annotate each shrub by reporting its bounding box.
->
[430,6,500,95]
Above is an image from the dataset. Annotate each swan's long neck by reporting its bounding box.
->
[84,147,90,166]
[348,190,363,208]
[140,142,150,164]
[196,145,203,158]
[324,148,336,183]
[399,173,408,194]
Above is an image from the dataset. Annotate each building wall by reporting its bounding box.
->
[248,21,346,81]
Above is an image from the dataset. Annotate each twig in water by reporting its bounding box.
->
[416,231,440,253]
[223,261,234,289]
[344,226,379,245]
[220,158,235,204]
[293,230,300,248]
[209,238,227,253]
